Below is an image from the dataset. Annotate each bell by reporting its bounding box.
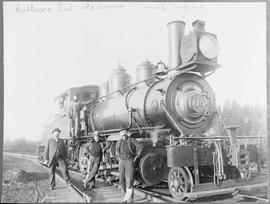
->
[155,61,168,76]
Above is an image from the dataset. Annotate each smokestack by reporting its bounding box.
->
[167,21,185,69]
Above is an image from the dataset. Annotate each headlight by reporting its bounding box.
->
[199,35,220,59]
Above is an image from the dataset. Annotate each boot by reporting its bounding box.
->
[123,188,133,202]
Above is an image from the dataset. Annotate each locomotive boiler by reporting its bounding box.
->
[39,20,266,201]
[92,65,215,136]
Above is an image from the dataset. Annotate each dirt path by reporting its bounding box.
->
[2,155,50,203]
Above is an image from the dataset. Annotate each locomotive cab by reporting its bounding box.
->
[54,85,99,111]
[42,85,99,142]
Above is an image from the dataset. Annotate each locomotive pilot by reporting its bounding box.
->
[116,128,143,202]
[44,128,71,190]
[69,94,80,138]
[83,131,104,189]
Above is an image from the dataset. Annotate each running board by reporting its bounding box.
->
[183,179,267,199]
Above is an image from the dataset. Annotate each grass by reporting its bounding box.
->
[2,155,50,203]
[4,139,41,155]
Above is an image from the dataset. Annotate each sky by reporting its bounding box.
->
[3,2,266,141]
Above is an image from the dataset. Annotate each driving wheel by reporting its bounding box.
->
[78,143,89,176]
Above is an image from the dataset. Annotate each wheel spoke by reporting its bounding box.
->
[179,186,184,193]
[173,171,177,178]
[180,185,185,192]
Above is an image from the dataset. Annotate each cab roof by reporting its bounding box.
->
[54,85,99,101]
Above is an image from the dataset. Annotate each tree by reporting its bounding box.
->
[211,100,267,136]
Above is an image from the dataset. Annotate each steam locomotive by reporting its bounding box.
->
[39,20,265,200]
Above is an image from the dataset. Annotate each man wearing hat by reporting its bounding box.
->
[83,131,104,189]
[116,128,143,202]
[44,128,71,190]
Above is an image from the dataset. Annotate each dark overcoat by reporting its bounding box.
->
[44,138,68,167]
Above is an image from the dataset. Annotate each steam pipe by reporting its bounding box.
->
[127,109,133,129]
[160,100,185,136]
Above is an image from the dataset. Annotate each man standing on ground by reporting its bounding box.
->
[44,128,71,190]
[116,128,143,202]
[83,131,103,189]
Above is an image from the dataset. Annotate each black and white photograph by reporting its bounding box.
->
[2,1,268,203]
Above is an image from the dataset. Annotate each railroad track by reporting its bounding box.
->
[65,165,176,202]
[3,152,176,203]
[4,152,268,203]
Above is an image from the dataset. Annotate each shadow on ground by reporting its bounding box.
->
[27,172,50,182]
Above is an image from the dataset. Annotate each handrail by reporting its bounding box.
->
[89,75,160,105]
[84,62,198,106]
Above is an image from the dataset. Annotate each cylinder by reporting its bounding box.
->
[167,21,185,69]
[138,150,169,185]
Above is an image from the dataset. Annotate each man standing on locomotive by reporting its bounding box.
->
[116,128,143,202]
[83,131,104,189]
[44,128,71,190]
[69,94,80,138]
